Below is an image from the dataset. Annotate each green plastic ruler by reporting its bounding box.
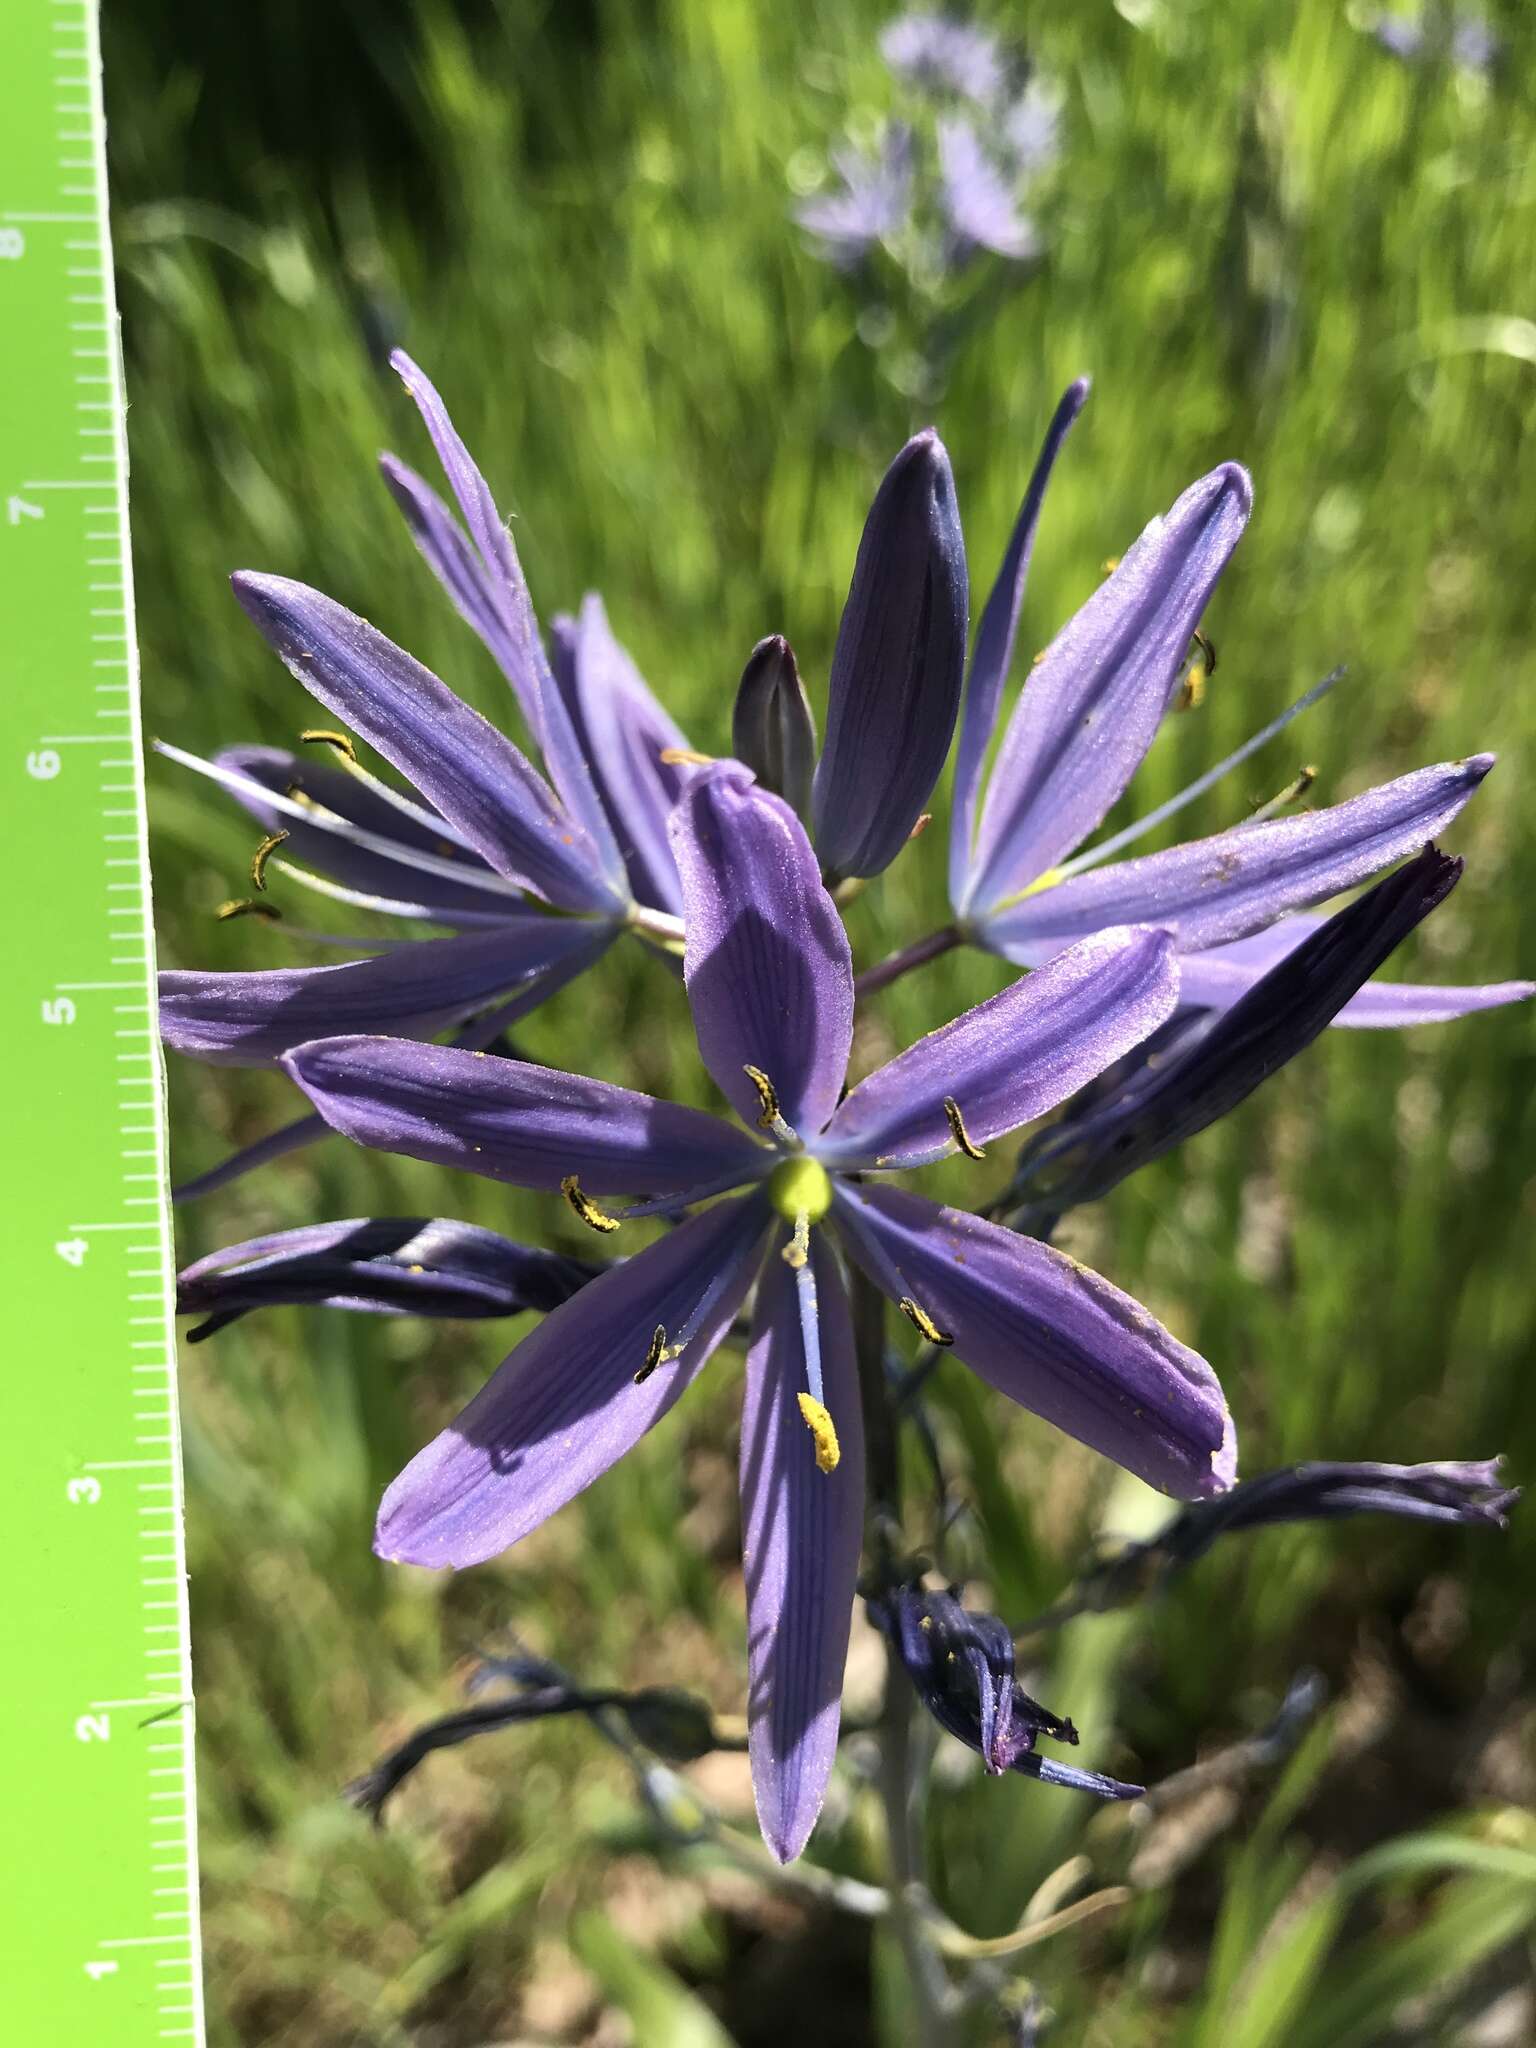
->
[0,3,204,2041]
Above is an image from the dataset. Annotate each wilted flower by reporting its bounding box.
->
[945,380,1530,1027]
[868,1580,1143,1797]
[282,765,1233,1859]
[176,1216,600,1340]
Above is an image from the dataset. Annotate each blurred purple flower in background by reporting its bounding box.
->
[1367,9,1500,73]
[879,12,1006,104]
[795,124,916,268]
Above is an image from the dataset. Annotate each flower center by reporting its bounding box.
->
[768,1155,833,1223]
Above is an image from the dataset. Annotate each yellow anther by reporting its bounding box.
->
[283,783,317,809]
[634,1324,670,1383]
[781,1213,812,1269]
[742,1064,783,1132]
[560,1175,620,1235]
[943,1095,986,1161]
[250,830,289,891]
[300,727,358,763]
[769,1155,833,1223]
[796,1393,841,1473]
[659,746,714,767]
[1250,765,1318,822]
[1191,627,1218,679]
[1175,628,1217,713]
[1101,554,1122,576]
[216,897,282,922]
[906,812,933,841]
[900,1296,954,1346]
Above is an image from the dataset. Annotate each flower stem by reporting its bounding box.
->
[854,924,962,1001]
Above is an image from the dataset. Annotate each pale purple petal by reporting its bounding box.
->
[741,1236,865,1863]
[171,1111,328,1205]
[881,13,1006,102]
[1175,913,1534,1028]
[671,765,854,1137]
[378,454,511,669]
[834,1183,1235,1500]
[812,430,969,881]
[985,757,1494,958]
[949,380,1089,906]
[376,1195,770,1568]
[819,926,1178,1169]
[159,919,604,1068]
[231,571,621,913]
[283,1033,767,1195]
[388,351,628,895]
[964,464,1252,914]
[938,118,1039,261]
[796,127,914,265]
[569,593,695,915]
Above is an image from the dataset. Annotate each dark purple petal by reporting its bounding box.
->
[177,1217,601,1337]
[812,430,969,880]
[389,351,627,894]
[379,454,513,678]
[284,1033,767,1195]
[231,571,621,913]
[1175,912,1534,1028]
[965,465,1252,914]
[159,920,605,1068]
[985,757,1494,958]
[733,636,817,819]
[671,765,854,1137]
[949,381,1089,905]
[212,744,514,924]
[375,1194,770,1567]
[569,593,695,915]
[1013,1753,1144,1799]
[835,1182,1234,1500]
[171,1111,329,1205]
[741,1236,865,1862]
[819,926,1177,1169]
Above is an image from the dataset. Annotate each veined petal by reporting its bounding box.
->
[733,636,817,819]
[985,756,1494,958]
[949,380,1089,907]
[1176,911,1534,1028]
[231,571,621,913]
[671,765,854,1137]
[172,1111,328,1205]
[177,1217,601,1337]
[819,926,1178,1169]
[283,1033,767,1194]
[835,1183,1234,1500]
[570,593,695,915]
[966,463,1252,914]
[379,453,527,683]
[376,1194,770,1567]
[389,351,628,896]
[812,429,969,880]
[159,920,603,1068]
[741,1235,865,1863]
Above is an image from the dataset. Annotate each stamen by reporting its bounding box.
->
[742,1063,783,1131]
[900,1296,954,1346]
[300,727,358,764]
[560,1175,621,1235]
[634,1324,670,1384]
[250,830,289,891]
[796,1393,841,1474]
[1249,765,1317,823]
[659,746,714,767]
[216,898,282,922]
[782,1213,812,1268]
[943,1095,987,1160]
[1174,633,1216,714]
[906,812,933,841]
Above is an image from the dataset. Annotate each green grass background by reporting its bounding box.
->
[105,0,1536,2040]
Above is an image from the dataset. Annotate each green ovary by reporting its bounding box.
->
[768,1155,833,1222]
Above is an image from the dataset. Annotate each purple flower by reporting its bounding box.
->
[868,1580,1143,1797]
[1368,11,1499,73]
[947,382,1531,1029]
[937,118,1040,263]
[795,124,915,267]
[282,765,1233,1860]
[879,14,1008,105]
[176,1217,601,1341]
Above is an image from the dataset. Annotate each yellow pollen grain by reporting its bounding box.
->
[769,1155,833,1224]
[899,1296,954,1346]
[796,1393,840,1473]
[561,1175,620,1234]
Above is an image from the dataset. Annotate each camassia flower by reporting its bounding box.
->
[945,381,1529,1029]
[282,765,1235,1861]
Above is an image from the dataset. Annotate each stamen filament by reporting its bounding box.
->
[943,1095,987,1160]
[561,1176,621,1234]
[1249,765,1317,822]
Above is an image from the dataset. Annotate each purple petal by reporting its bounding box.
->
[949,380,1089,906]
[177,1216,601,1336]
[283,1033,767,1195]
[985,757,1495,958]
[741,1236,865,1863]
[211,744,525,925]
[812,430,969,880]
[388,351,627,895]
[378,454,513,677]
[231,571,621,913]
[819,926,1178,1169]
[376,1194,770,1567]
[569,593,695,915]
[937,118,1039,261]
[965,464,1252,915]
[1175,913,1534,1028]
[671,765,855,1137]
[159,920,605,1068]
[834,1183,1235,1500]
[733,635,818,819]
[171,1111,328,1205]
